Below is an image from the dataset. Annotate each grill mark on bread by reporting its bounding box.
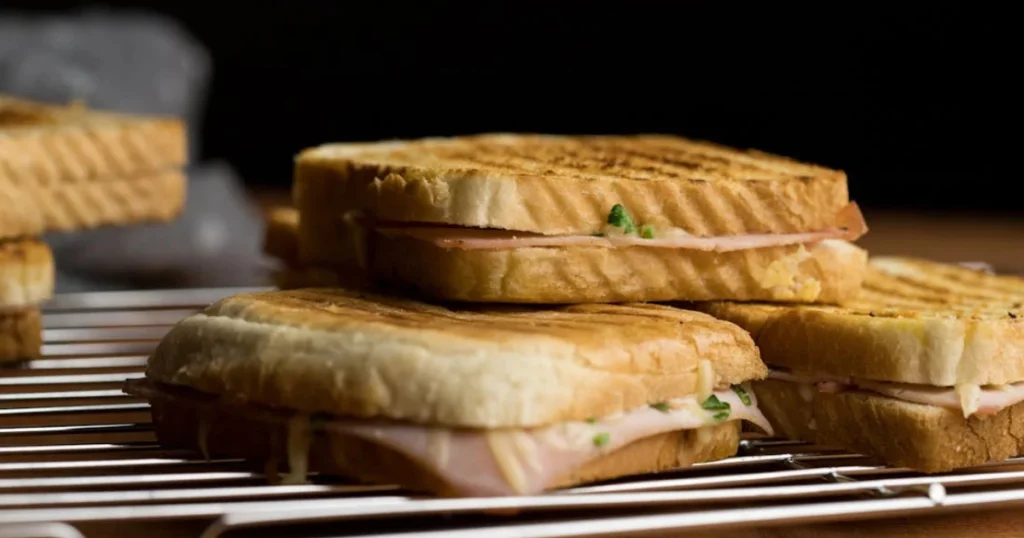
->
[0,96,185,188]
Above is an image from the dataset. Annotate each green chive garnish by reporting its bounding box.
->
[607,204,636,234]
[702,395,731,412]
[713,410,731,421]
[732,385,752,406]
[649,402,671,413]
[585,417,597,424]
[639,224,655,239]
[593,432,610,447]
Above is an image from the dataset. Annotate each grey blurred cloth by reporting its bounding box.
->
[46,163,274,291]
[2,9,274,291]
[0,8,210,156]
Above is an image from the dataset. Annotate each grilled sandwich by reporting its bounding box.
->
[262,206,356,289]
[294,134,869,304]
[0,94,187,236]
[696,258,1024,472]
[0,238,53,362]
[125,288,772,496]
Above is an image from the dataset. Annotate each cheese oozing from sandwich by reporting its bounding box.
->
[768,369,1024,418]
[128,381,771,496]
[374,202,868,252]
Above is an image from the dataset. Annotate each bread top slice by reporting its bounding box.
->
[295,134,849,236]
[696,257,1024,387]
[0,238,53,308]
[147,287,765,428]
[262,206,301,263]
[0,94,186,187]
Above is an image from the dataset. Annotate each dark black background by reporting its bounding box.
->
[7,2,1018,211]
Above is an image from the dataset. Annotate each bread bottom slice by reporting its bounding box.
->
[19,169,186,232]
[371,237,867,304]
[0,308,42,363]
[0,238,54,308]
[753,379,1024,472]
[146,392,741,497]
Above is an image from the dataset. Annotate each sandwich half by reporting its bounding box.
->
[125,288,771,496]
[294,134,869,304]
[696,258,1024,472]
[0,238,54,362]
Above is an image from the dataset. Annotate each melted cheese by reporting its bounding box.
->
[956,384,982,418]
[426,429,451,469]
[697,360,714,402]
[281,414,313,485]
[486,432,529,495]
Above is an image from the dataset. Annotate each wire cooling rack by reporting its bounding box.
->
[3,288,1024,538]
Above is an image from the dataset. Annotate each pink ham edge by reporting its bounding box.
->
[767,370,1024,416]
[376,202,868,252]
[126,380,771,497]
[330,388,771,497]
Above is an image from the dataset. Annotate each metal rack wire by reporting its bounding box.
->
[3,288,1024,538]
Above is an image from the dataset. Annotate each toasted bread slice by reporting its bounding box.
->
[295,134,851,262]
[753,378,1024,473]
[0,238,54,308]
[696,257,1024,386]
[0,308,42,363]
[0,186,43,240]
[146,288,765,428]
[263,207,300,262]
[147,394,741,495]
[373,237,867,304]
[0,95,185,187]
[21,170,186,232]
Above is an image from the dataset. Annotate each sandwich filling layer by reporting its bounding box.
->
[768,369,1024,418]
[374,202,868,252]
[127,380,771,497]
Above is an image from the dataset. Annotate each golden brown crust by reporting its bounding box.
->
[698,257,1024,386]
[0,95,186,187]
[0,308,42,363]
[0,238,54,308]
[294,134,850,258]
[0,186,44,240]
[754,379,1024,472]
[263,207,300,263]
[146,288,765,428]
[21,170,187,231]
[147,394,740,496]
[372,238,867,304]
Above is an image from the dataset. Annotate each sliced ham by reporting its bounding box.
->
[128,380,770,497]
[767,369,1024,418]
[375,202,868,252]
[330,389,771,496]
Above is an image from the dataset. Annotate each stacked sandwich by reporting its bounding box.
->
[0,94,187,362]
[129,134,885,496]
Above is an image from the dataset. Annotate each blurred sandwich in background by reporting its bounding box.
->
[0,238,53,362]
[0,94,188,361]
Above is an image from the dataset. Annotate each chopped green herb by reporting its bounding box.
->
[732,385,752,406]
[593,432,610,447]
[606,204,636,234]
[649,402,671,413]
[585,417,598,424]
[639,224,655,239]
[712,410,731,421]
[701,394,731,412]
[591,232,605,237]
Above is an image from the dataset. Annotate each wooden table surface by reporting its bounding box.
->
[251,190,1024,535]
